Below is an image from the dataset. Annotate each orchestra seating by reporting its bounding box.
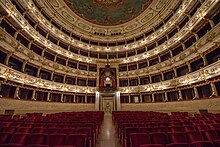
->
[112,111,220,147]
[0,111,104,147]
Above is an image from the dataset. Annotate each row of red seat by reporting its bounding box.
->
[112,111,220,147]
[0,111,104,147]
[0,133,84,147]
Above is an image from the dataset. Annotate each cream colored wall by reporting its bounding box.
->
[0,98,95,115]
[121,98,220,114]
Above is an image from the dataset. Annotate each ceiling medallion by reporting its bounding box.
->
[93,0,123,8]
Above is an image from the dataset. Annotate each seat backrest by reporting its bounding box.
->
[169,126,183,132]
[129,133,150,147]
[184,126,195,132]
[125,127,140,138]
[186,131,204,143]
[156,127,169,132]
[150,132,169,145]
[166,143,189,147]
[44,128,60,134]
[196,125,209,131]
[168,132,188,143]
[190,141,214,147]
[202,130,220,141]
[0,144,24,147]
[31,127,44,134]
[60,128,76,135]
[26,133,46,145]
[9,133,29,144]
[46,134,66,146]
[0,133,11,144]
[77,128,91,139]
[16,127,31,133]
[66,134,86,147]
[140,127,155,133]
[140,144,165,147]
[2,127,17,133]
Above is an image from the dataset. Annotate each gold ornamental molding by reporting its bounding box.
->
[0,0,217,56]
[0,60,219,93]
[18,0,190,49]
[118,60,220,93]
[0,64,96,93]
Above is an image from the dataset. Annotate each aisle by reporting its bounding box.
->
[96,115,121,147]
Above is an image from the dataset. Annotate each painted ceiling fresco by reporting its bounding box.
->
[64,0,153,25]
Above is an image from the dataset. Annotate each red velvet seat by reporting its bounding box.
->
[16,127,31,133]
[66,134,86,147]
[129,133,150,147]
[184,126,196,132]
[140,144,165,147]
[77,128,93,147]
[26,133,46,145]
[2,127,17,133]
[9,133,29,145]
[196,125,209,131]
[190,141,214,147]
[169,126,184,132]
[45,134,66,146]
[0,133,11,144]
[0,144,24,147]
[60,128,76,134]
[31,128,44,134]
[140,127,155,133]
[26,145,49,147]
[213,140,220,147]
[150,132,169,145]
[186,131,204,143]
[166,143,190,147]
[201,130,220,141]
[44,128,60,134]
[122,127,140,146]
[156,127,169,133]
[168,132,188,143]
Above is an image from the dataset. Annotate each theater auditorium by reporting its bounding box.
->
[0,0,220,147]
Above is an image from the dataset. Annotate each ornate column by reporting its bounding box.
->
[139,93,143,103]
[193,87,199,99]
[95,91,100,111]
[187,62,192,73]
[178,90,183,101]
[22,60,27,72]
[128,94,131,103]
[201,54,208,66]
[149,75,152,83]
[14,87,20,99]
[210,82,218,97]
[152,94,155,102]
[50,72,54,81]
[5,52,12,66]
[73,94,76,103]
[207,18,215,28]
[85,94,87,103]
[47,92,51,101]
[37,67,41,77]
[32,90,36,100]
[181,42,186,50]
[0,84,2,97]
[173,68,177,77]
[169,49,173,58]
[165,92,168,102]
[115,91,121,111]
[161,72,164,81]
[61,93,64,102]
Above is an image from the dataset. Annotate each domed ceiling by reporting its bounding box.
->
[64,0,153,25]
